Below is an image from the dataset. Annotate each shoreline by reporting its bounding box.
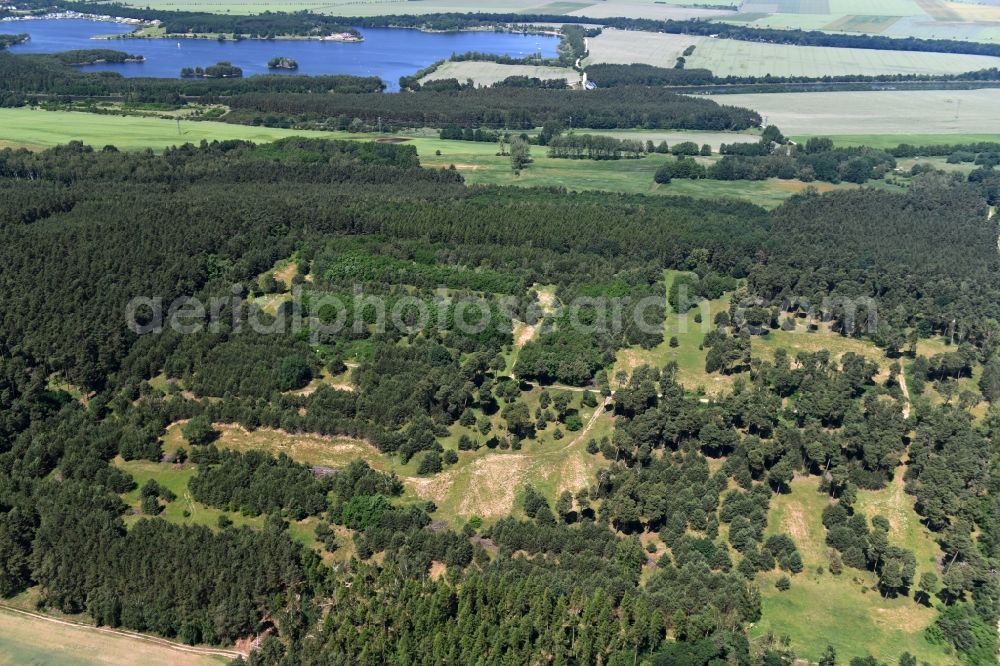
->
[92,32,365,43]
[3,12,365,43]
[3,14,563,46]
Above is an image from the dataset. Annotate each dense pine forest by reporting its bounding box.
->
[0,131,997,665]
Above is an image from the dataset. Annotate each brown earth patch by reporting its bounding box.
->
[429,561,448,581]
[443,163,485,171]
[770,179,839,194]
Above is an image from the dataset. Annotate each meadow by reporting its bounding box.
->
[0,108,837,208]
[0,107,335,151]
[585,28,1000,76]
[754,476,950,664]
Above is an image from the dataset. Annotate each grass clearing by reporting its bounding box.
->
[752,321,890,376]
[754,475,950,664]
[423,387,611,523]
[155,395,608,529]
[614,270,738,395]
[719,88,1000,136]
[116,453,337,560]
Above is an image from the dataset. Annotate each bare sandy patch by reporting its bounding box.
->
[555,454,589,497]
[406,469,458,504]
[429,561,448,581]
[214,425,385,469]
[770,180,840,194]
[457,455,530,518]
[272,262,297,289]
[514,320,538,348]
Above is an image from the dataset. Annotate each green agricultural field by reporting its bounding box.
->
[755,476,950,665]
[0,107,336,151]
[585,28,1000,75]
[0,607,228,666]
[718,88,1000,136]
[422,61,581,87]
[0,109,825,207]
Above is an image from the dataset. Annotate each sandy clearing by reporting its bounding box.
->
[457,455,531,518]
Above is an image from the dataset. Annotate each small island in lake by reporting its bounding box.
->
[0,33,29,49]
[180,61,243,78]
[267,56,298,70]
[56,49,145,65]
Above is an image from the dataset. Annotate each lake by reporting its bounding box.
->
[4,19,561,91]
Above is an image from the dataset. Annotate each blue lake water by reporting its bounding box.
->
[4,19,560,90]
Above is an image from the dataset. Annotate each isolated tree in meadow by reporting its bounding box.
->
[510,137,531,173]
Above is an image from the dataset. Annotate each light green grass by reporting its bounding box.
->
[0,109,821,207]
[613,270,738,395]
[0,107,336,151]
[752,321,891,375]
[117,458,262,530]
[586,28,1000,75]
[116,455,336,559]
[718,89,1000,136]
[721,0,1000,42]
[754,475,950,665]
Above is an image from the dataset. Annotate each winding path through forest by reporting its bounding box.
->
[899,371,911,420]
